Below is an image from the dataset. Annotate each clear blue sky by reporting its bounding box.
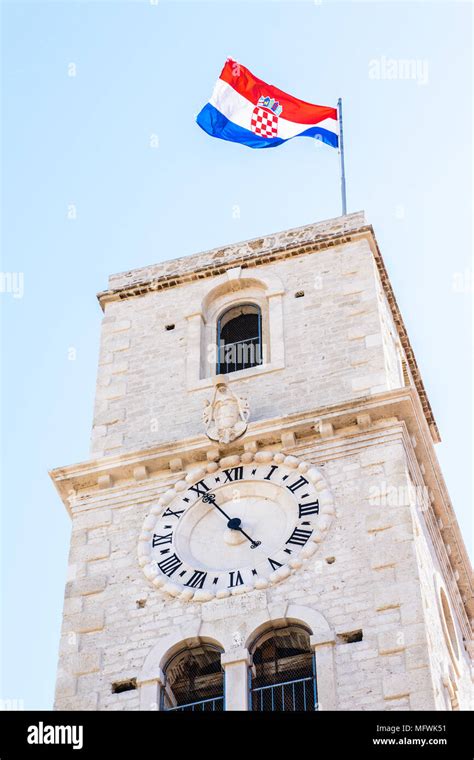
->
[1,1,472,710]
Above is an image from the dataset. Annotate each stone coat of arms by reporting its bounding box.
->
[203,383,249,444]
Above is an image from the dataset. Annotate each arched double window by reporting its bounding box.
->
[249,625,317,712]
[161,644,224,712]
[216,303,262,375]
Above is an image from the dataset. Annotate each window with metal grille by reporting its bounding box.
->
[250,625,317,712]
[216,303,262,375]
[161,644,224,712]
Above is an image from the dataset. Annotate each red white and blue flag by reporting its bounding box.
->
[196,59,339,150]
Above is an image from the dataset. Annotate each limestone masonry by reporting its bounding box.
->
[51,212,473,711]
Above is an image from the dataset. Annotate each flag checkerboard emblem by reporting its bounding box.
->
[250,106,279,137]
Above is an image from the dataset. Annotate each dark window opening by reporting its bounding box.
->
[112,678,137,694]
[161,645,224,712]
[337,629,363,644]
[217,303,262,375]
[250,625,317,711]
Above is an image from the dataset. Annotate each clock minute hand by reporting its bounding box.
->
[201,492,261,549]
[201,491,233,521]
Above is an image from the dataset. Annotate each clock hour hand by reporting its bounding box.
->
[201,492,261,549]
[227,517,261,549]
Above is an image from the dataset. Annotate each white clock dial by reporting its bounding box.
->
[138,451,335,602]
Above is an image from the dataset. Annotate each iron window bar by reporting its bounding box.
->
[165,695,224,712]
[250,675,317,712]
[217,336,262,375]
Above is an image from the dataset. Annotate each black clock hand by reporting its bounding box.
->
[201,492,261,549]
[201,492,233,522]
[229,520,261,548]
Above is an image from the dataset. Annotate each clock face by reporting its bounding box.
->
[138,451,335,602]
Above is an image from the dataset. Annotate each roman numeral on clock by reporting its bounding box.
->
[152,532,173,547]
[264,465,278,480]
[162,507,184,519]
[223,467,244,482]
[298,500,319,518]
[286,476,309,494]
[188,480,210,498]
[157,553,182,577]
[286,527,313,546]
[185,570,208,589]
[268,557,283,571]
[228,570,244,588]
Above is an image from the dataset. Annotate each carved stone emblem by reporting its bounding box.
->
[203,382,249,444]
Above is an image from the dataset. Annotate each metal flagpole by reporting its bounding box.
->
[337,97,347,215]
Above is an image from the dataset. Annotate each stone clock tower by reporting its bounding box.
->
[51,212,472,711]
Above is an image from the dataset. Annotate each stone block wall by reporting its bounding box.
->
[54,427,471,711]
[91,236,406,458]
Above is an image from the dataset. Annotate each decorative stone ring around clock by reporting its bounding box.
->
[138,450,336,602]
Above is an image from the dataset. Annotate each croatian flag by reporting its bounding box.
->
[196,59,339,150]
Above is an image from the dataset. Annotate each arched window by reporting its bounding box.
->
[250,625,317,712]
[161,644,224,712]
[216,303,262,375]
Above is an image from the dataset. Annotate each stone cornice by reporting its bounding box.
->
[96,212,439,442]
[49,388,471,625]
[51,389,412,501]
[100,211,366,296]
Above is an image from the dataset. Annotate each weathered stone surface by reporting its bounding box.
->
[69,652,102,675]
[66,575,108,598]
[70,541,110,563]
[54,675,77,699]
[378,629,406,655]
[74,510,112,531]
[63,611,105,634]
[57,694,98,711]
[383,673,410,700]
[52,216,472,712]
[90,221,396,457]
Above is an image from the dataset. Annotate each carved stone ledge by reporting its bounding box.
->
[281,431,296,448]
[318,421,334,439]
[356,413,372,431]
[98,474,113,489]
[206,446,220,462]
[243,441,258,454]
[133,465,148,481]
